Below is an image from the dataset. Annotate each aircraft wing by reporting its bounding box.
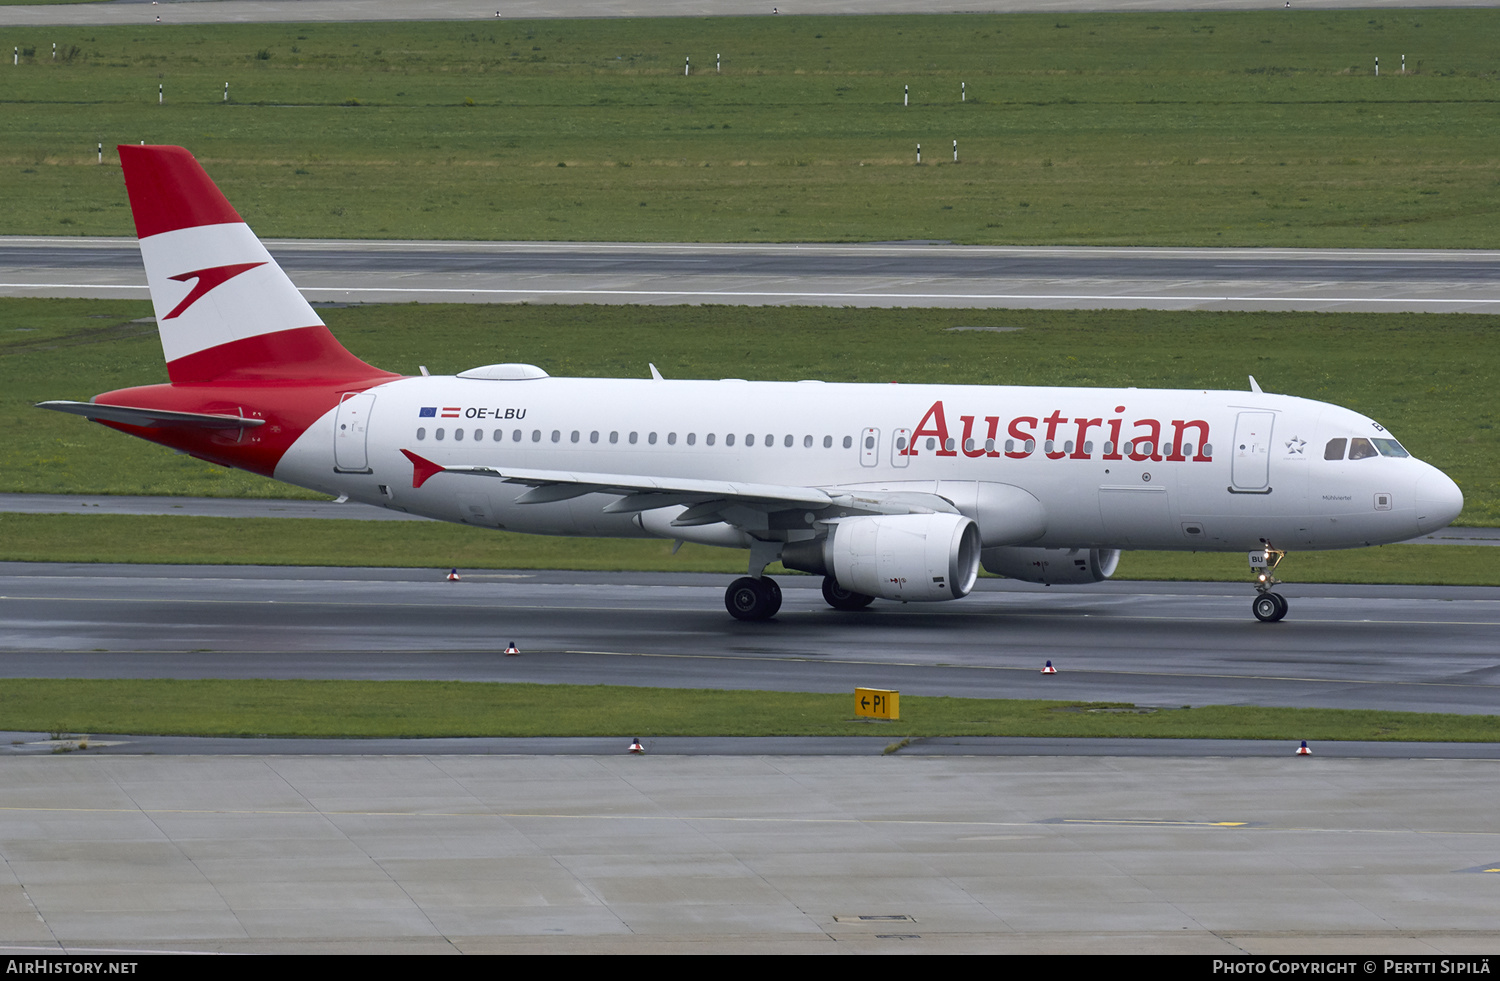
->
[400,450,957,521]
[36,400,265,430]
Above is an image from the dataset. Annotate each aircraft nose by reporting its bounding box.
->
[1414,468,1464,534]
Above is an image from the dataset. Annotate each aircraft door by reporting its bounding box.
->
[334,391,376,473]
[1230,411,1275,492]
[891,428,911,468]
[860,428,879,467]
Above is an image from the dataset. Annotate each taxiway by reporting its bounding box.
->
[6,238,1500,312]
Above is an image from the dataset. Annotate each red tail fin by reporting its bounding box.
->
[118,145,391,386]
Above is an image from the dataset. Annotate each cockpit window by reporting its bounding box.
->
[1373,438,1410,458]
[1348,437,1379,460]
[1324,438,1346,461]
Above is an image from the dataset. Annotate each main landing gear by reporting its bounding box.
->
[726,576,781,621]
[724,576,877,620]
[1249,544,1289,622]
[821,576,874,612]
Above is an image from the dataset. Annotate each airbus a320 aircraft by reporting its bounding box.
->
[40,146,1465,622]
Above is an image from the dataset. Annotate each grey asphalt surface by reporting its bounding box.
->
[9,238,1500,312]
[4,752,1498,955]
[4,563,1498,716]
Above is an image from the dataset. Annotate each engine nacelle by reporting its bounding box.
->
[981,546,1120,585]
[783,513,981,601]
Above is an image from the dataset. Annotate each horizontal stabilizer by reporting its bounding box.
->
[36,400,265,430]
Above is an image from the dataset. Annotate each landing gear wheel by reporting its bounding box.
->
[1270,591,1288,620]
[1252,592,1288,623]
[726,576,778,621]
[822,576,875,611]
[763,577,783,617]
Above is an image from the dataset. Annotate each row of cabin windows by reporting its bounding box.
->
[898,435,1207,458]
[412,426,1209,461]
[1325,437,1409,461]
[414,428,858,450]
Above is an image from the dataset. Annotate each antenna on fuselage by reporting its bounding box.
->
[649,363,665,381]
[1248,375,1263,394]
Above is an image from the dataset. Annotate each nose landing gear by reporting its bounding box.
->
[1249,544,1288,622]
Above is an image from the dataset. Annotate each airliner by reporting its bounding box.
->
[39,146,1465,622]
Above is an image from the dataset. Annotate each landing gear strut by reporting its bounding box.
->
[1249,544,1288,622]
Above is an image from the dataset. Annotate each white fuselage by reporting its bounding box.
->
[274,373,1460,553]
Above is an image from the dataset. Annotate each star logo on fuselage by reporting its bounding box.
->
[1285,437,1306,455]
[163,261,267,320]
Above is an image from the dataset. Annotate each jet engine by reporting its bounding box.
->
[981,546,1120,584]
[783,513,981,601]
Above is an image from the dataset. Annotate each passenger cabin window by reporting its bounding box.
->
[416,427,426,441]
[844,436,853,449]
[1349,437,1379,460]
[1325,438,1347,460]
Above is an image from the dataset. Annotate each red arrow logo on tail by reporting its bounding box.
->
[164,261,267,320]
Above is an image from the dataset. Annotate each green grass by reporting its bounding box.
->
[1,513,1495,585]
[8,679,1498,740]
[5,299,1496,522]
[3,12,1499,245]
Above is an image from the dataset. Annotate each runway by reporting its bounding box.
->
[4,563,1498,716]
[7,238,1500,312]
